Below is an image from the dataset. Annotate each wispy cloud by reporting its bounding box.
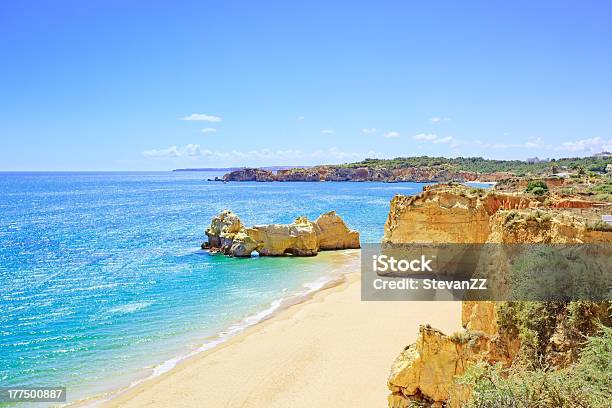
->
[201,128,217,133]
[384,131,400,138]
[179,113,222,122]
[475,137,549,149]
[321,129,334,134]
[430,117,450,124]
[475,136,612,153]
[432,136,454,144]
[296,115,305,121]
[413,133,438,141]
[413,133,456,147]
[143,144,383,164]
[556,137,610,152]
[362,128,377,134]
[143,144,206,158]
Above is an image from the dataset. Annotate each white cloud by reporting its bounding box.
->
[362,128,377,134]
[296,115,305,121]
[321,129,335,134]
[413,133,438,141]
[432,136,454,144]
[556,137,610,153]
[201,128,217,133]
[476,137,549,149]
[474,136,612,154]
[142,144,383,165]
[143,146,181,157]
[430,117,450,124]
[179,113,222,122]
[384,131,400,138]
[412,133,455,145]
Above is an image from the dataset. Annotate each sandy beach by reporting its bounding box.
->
[99,255,462,408]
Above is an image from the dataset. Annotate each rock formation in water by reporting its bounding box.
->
[384,184,612,407]
[203,210,360,257]
[314,211,361,250]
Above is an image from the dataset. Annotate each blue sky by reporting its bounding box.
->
[1,0,611,170]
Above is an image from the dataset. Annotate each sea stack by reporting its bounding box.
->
[204,210,360,257]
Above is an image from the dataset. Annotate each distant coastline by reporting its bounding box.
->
[173,166,311,172]
[218,154,612,183]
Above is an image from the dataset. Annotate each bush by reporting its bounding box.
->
[496,301,610,364]
[458,325,612,408]
[561,187,576,195]
[525,180,549,193]
[503,210,520,228]
[525,210,552,222]
[590,182,612,194]
[468,187,486,196]
[530,186,546,196]
[593,193,612,202]
[585,220,612,232]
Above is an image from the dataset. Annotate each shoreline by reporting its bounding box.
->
[75,251,462,408]
[68,250,361,407]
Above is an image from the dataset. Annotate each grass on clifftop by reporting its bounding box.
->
[458,324,612,408]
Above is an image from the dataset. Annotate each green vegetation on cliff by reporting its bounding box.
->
[341,155,612,175]
[460,324,612,408]
[458,301,611,407]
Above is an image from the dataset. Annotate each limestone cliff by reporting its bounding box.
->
[384,184,611,407]
[383,183,609,245]
[223,166,479,183]
[388,302,520,408]
[204,210,360,257]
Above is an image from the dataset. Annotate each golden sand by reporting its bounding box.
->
[99,252,461,408]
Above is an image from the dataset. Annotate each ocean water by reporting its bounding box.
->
[0,171,433,404]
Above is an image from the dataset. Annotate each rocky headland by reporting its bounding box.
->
[203,210,360,257]
[384,183,612,407]
[223,166,480,183]
[220,155,612,186]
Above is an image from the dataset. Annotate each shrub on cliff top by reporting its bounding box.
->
[525,180,548,195]
[585,220,612,232]
[458,324,612,408]
[496,301,611,366]
[529,186,547,196]
[503,210,520,228]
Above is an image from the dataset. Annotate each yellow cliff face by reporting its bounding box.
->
[488,209,612,243]
[388,302,520,408]
[382,185,546,245]
[383,190,491,244]
[384,184,611,407]
[384,184,611,245]
[461,301,498,335]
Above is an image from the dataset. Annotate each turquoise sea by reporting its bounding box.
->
[0,171,437,404]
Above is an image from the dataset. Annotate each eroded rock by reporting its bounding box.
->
[314,211,361,250]
[388,304,519,407]
[384,184,611,407]
[204,210,360,257]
